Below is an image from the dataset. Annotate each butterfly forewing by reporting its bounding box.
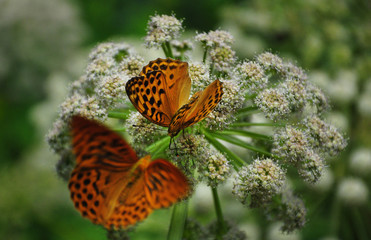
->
[168,79,224,136]
[126,71,173,126]
[144,159,189,209]
[71,116,138,167]
[141,58,191,112]
[126,58,192,127]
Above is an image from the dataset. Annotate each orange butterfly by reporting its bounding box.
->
[126,58,223,137]
[68,115,189,229]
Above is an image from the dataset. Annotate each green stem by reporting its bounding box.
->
[107,111,130,120]
[231,122,285,127]
[236,106,261,118]
[330,196,341,236]
[220,129,271,141]
[351,207,369,240]
[202,128,245,169]
[211,132,273,157]
[166,41,174,58]
[167,201,188,240]
[244,94,257,100]
[202,47,209,63]
[162,43,170,57]
[145,136,170,156]
[211,187,227,239]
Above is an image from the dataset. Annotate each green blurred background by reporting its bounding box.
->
[1,0,370,239]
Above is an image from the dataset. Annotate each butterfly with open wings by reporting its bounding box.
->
[68,115,190,229]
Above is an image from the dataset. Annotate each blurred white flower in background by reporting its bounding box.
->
[350,148,371,176]
[337,177,369,205]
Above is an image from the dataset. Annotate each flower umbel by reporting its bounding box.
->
[46,14,347,238]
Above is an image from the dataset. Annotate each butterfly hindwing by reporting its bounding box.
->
[104,164,153,229]
[145,159,189,209]
[168,79,224,136]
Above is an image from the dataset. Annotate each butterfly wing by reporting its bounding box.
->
[69,116,141,228]
[144,159,190,209]
[126,71,173,127]
[126,58,191,127]
[168,79,224,136]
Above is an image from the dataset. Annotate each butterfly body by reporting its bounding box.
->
[68,116,189,229]
[126,58,224,137]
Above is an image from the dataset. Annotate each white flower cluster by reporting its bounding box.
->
[251,52,328,120]
[272,124,330,183]
[125,112,163,150]
[203,148,231,187]
[304,115,347,156]
[255,88,290,120]
[144,14,183,48]
[171,40,193,58]
[233,158,286,207]
[166,134,230,187]
[188,62,211,93]
[195,30,234,47]
[234,61,267,93]
[277,188,307,233]
[272,126,312,164]
[256,52,284,72]
[195,30,236,72]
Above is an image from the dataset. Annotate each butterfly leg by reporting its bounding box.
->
[168,137,179,156]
